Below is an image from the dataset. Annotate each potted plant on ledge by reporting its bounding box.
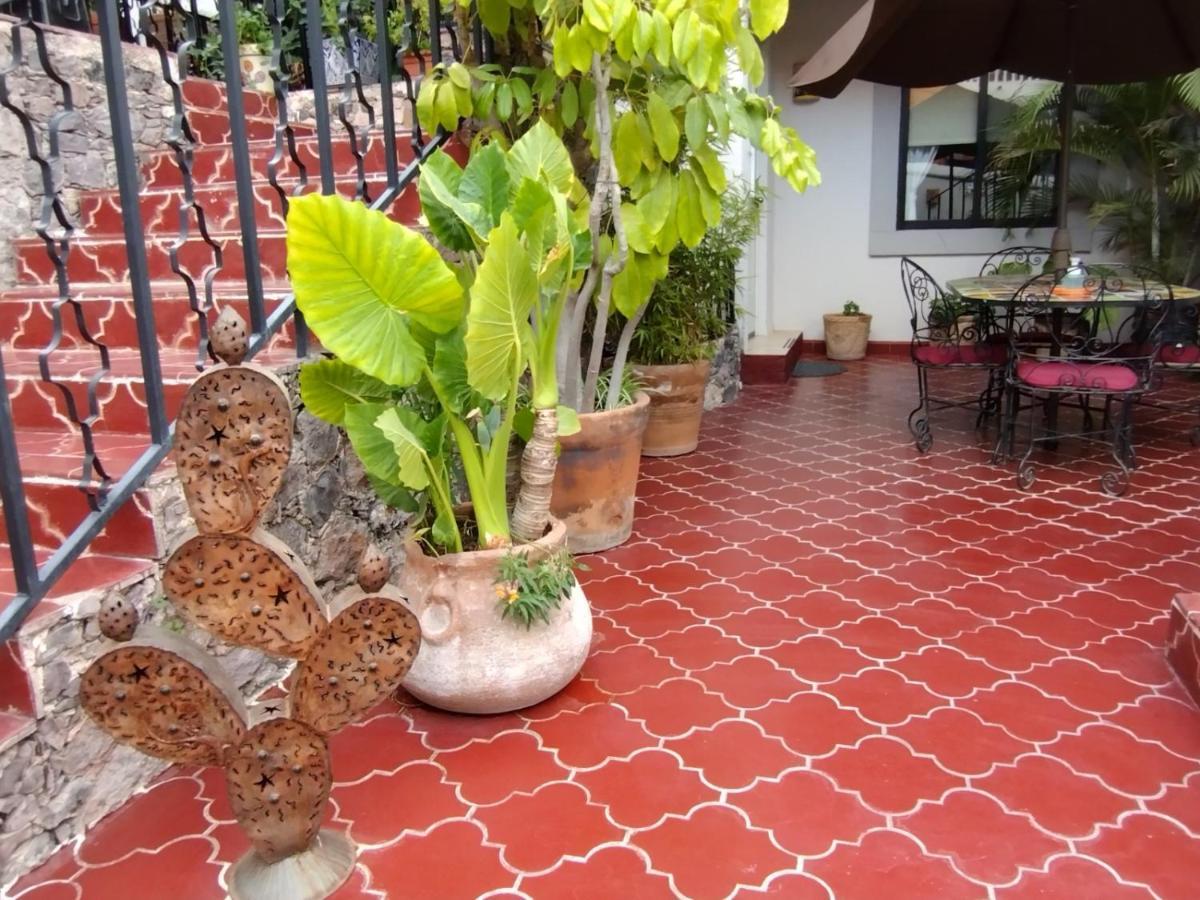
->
[287,126,593,715]
[629,181,763,456]
[824,300,872,360]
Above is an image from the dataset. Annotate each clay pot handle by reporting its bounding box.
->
[414,572,457,646]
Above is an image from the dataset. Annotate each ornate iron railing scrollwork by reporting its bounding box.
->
[335,0,376,202]
[138,0,228,371]
[0,15,113,507]
[0,0,494,640]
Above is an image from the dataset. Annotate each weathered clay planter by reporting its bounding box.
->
[239,46,273,94]
[634,359,711,457]
[398,516,592,714]
[823,313,872,361]
[551,391,650,553]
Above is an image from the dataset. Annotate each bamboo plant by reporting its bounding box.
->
[417,0,821,419]
[288,126,587,550]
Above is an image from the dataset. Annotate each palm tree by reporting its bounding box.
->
[991,71,1200,286]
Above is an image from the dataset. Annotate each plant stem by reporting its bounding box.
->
[511,406,558,543]
[580,51,628,413]
[606,299,646,410]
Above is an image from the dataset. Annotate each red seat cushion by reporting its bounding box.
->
[914,343,1008,366]
[1016,359,1140,392]
[1160,343,1200,365]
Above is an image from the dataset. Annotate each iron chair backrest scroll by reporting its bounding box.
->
[979,246,1052,277]
[900,257,1003,366]
[1006,263,1171,393]
[1155,299,1200,366]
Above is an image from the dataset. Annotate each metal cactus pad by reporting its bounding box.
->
[78,310,421,900]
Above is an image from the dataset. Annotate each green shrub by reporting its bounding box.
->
[628,181,764,366]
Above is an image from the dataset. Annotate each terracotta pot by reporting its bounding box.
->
[398,516,592,714]
[402,51,436,77]
[823,313,872,361]
[633,359,711,457]
[550,391,650,553]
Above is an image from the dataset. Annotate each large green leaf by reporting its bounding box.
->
[510,177,556,257]
[459,142,511,233]
[506,120,576,194]
[432,327,485,416]
[677,169,706,248]
[647,93,680,162]
[287,194,463,387]
[374,406,439,491]
[367,474,422,513]
[299,358,393,425]
[466,213,537,401]
[612,251,665,317]
[418,162,493,244]
[477,0,510,35]
[343,402,404,486]
[749,0,787,40]
[733,25,764,86]
[418,151,474,252]
[613,111,643,184]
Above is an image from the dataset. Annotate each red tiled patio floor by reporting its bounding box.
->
[11,358,1200,899]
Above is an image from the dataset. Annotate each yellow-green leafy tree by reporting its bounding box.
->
[415,0,819,540]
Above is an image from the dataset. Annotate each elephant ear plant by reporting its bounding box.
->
[287,124,588,551]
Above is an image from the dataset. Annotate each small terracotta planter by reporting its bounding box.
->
[634,359,711,457]
[402,51,436,77]
[551,391,650,553]
[823,313,872,361]
[398,516,592,714]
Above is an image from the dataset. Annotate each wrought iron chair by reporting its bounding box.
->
[979,246,1052,277]
[901,257,1008,453]
[1139,300,1200,444]
[998,264,1169,495]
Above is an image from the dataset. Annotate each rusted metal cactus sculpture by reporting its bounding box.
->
[79,310,421,900]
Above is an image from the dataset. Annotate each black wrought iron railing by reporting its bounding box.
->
[0,0,480,639]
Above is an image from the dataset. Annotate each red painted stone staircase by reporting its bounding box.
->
[0,77,426,744]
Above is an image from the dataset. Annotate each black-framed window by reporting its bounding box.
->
[896,71,1057,230]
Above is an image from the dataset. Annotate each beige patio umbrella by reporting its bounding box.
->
[790,0,1200,266]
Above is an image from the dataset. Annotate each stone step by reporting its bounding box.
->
[140,126,428,190]
[0,282,295,351]
[77,169,415,237]
[181,77,281,122]
[741,330,804,385]
[0,343,300,433]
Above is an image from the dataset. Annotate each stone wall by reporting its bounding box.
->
[705,323,743,409]
[0,18,173,290]
[0,361,409,888]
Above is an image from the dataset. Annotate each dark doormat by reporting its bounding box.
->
[792,360,847,377]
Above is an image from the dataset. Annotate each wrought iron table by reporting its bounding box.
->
[947,274,1200,307]
[947,274,1200,464]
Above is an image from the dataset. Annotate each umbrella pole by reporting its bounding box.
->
[1051,1,1077,271]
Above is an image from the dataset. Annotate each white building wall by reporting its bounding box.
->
[759,16,1094,343]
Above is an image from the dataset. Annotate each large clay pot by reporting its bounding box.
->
[634,359,711,457]
[823,313,872,361]
[398,516,592,714]
[551,391,650,553]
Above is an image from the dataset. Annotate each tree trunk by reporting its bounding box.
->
[606,301,646,410]
[510,407,558,544]
[579,52,628,413]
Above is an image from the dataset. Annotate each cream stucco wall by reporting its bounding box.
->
[757,15,1096,343]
